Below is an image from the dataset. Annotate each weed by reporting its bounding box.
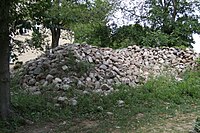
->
[193,117,200,133]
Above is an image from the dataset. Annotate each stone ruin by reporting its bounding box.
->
[17,43,200,96]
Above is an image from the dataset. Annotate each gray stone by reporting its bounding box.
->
[62,84,70,90]
[94,81,101,88]
[53,77,62,84]
[62,65,68,71]
[153,65,160,70]
[49,68,58,75]
[77,80,84,88]
[112,66,120,73]
[117,100,125,107]
[28,71,34,74]
[55,83,61,90]
[100,84,113,91]
[54,103,60,107]
[58,96,67,102]
[97,106,103,111]
[93,89,102,93]
[99,64,107,70]
[33,67,42,75]
[28,86,38,92]
[106,112,113,115]
[35,82,40,86]
[22,83,29,89]
[86,77,91,82]
[18,43,199,94]
[121,77,130,84]
[33,91,41,95]
[89,72,95,79]
[159,58,165,64]
[23,75,32,83]
[106,71,116,78]
[83,90,89,94]
[63,77,73,84]
[103,60,109,66]
[46,74,54,82]
[28,78,36,86]
[171,59,178,64]
[88,56,93,63]
[42,81,48,86]
[69,99,78,106]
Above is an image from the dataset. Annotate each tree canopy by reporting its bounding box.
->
[21,0,113,48]
[106,0,200,48]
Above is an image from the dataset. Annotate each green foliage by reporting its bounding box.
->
[196,58,200,64]
[104,0,200,48]
[111,24,147,48]
[9,0,200,50]
[143,0,200,47]
[193,117,200,133]
[85,22,193,48]
[28,30,46,51]
[9,0,33,60]
[26,0,113,48]
[73,0,113,47]
[74,23,113,47]
[141,29,191,47]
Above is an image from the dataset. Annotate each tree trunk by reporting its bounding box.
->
[50,27,61,49]
[0,0,11,120]
[172,0,177,21]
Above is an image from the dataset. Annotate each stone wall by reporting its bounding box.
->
[19,43,200,95]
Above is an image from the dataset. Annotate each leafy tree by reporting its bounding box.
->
[145,0,200,47]
[0,0,12,120]
[8,0,36,62]
[25,0,112,49]
[117,0,200,47]
[111,23,147,48]
[71,0,200,48]
[62,0,113,47]
[73,22,113,47]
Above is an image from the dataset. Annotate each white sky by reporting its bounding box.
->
[192,34,200,53]
[112,0,200,53]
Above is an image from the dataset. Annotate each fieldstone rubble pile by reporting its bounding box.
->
[19,43,199,95]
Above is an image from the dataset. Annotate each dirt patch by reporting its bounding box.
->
[16,122,56,133]
[15,119,99,133]
[138,112,198,133]
[67,119,99,132]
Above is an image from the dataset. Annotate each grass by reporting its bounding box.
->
[1,69,200,132]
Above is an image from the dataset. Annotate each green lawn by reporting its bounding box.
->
[1,68,200,133]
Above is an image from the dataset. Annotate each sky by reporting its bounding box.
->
[192,34,200,53]
[112,0,200,53]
